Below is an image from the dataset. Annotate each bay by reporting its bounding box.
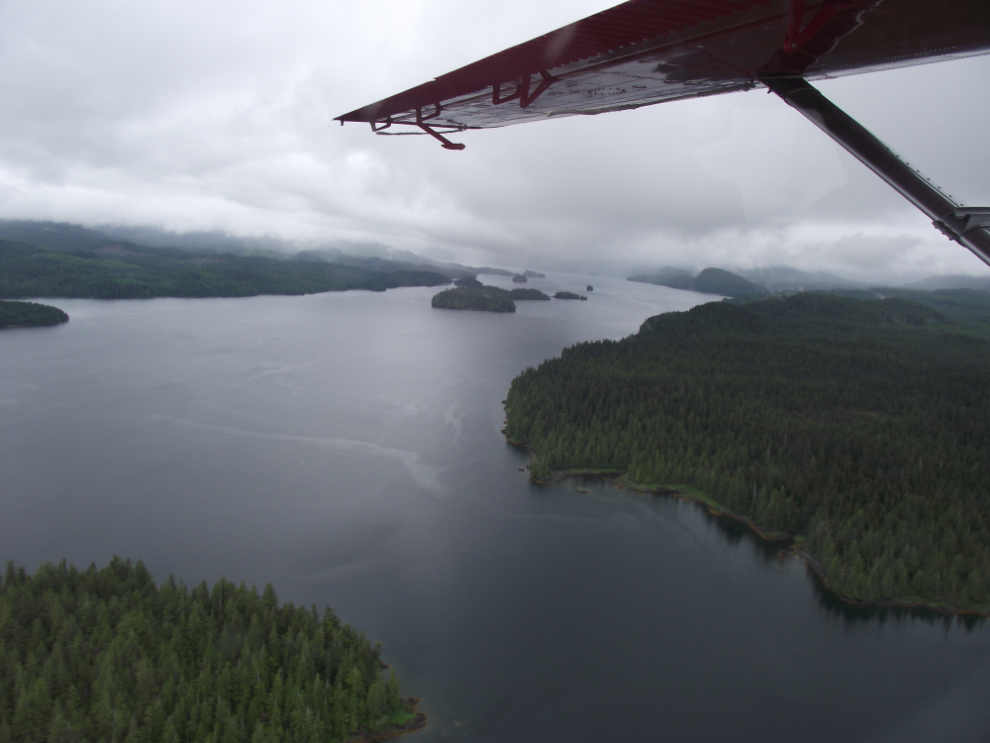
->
[1,274,987,742]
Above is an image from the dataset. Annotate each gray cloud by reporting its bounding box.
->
[0,0,987,282]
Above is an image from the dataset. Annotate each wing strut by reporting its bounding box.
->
[762,76,990,267]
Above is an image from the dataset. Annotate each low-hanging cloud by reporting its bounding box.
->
[0,0,987,282]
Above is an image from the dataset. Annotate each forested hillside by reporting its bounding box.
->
[504,292,990,611]
[0,559,419,742]
[629,267,768,297]
[0,239,451,299]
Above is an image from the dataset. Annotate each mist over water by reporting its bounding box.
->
[2,275,988,742]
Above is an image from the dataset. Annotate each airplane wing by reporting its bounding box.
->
[336,0,990,135]
[336,0,990,265]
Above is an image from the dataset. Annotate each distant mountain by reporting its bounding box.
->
[907,274,990,292]
[0,220,459,300]
[735,266,861,292]
[0,220,118,252]
[296,250,468,279]
[96,225,291,255]
[626,265,690,282]
[818,287,990,332]
[0,219,290,257]
[290,243,441,266]
[693,268,767,296]
[472,266,514,276]
[659,274,695,290]
[629,267,767,297]
[0,236,453,300]
[0,219,516,281]
[295,249,497,280]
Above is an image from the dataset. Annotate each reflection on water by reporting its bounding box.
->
[1,274,988,742]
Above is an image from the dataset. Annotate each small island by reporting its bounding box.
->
[0,299,69,328]
[432,286,516,312]
[586,285,594,291]
[431,285,553,312]
[553,291,587,301]
[454,275,483,287]
[522,270,546,278]
[512,274,528,283]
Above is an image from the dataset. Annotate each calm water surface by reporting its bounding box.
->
[1,274,988,742]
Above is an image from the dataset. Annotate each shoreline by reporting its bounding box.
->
[349,698,428,743]
[503,432,990,619]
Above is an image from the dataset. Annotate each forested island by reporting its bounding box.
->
[432,286,516,312]
[0,300,68,328]
[503,291,990,613]
[0,559,423,742]
[432,286,551,312]
[553,291,587,301]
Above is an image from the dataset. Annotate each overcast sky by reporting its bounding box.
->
[0,0,987,281]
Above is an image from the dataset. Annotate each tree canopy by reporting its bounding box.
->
[0,558,416,743]
[504,292,990,612]
[0,239,450,300]
[0,300,68,328]
[432,286,516,312]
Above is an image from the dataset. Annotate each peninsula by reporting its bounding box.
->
[503,291,990,614]
[0,299,69,328]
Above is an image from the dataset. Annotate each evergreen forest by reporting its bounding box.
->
[432,286,516,312]
[0,559,416,742]
[509,288,550,301]
[431,285,550,312]
[0,300,68,328]
[503,292,990,611]
[629,267,768,297]
[0,239,451,300]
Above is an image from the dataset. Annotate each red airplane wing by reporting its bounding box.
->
[336,0,990,133]
[336,0,990,264]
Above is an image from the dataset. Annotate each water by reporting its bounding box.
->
[2,275,988,742]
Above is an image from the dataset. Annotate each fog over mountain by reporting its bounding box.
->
[0,1,988,283]
[734,267,863,292]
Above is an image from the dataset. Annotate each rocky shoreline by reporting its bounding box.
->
[350,698,428,743]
